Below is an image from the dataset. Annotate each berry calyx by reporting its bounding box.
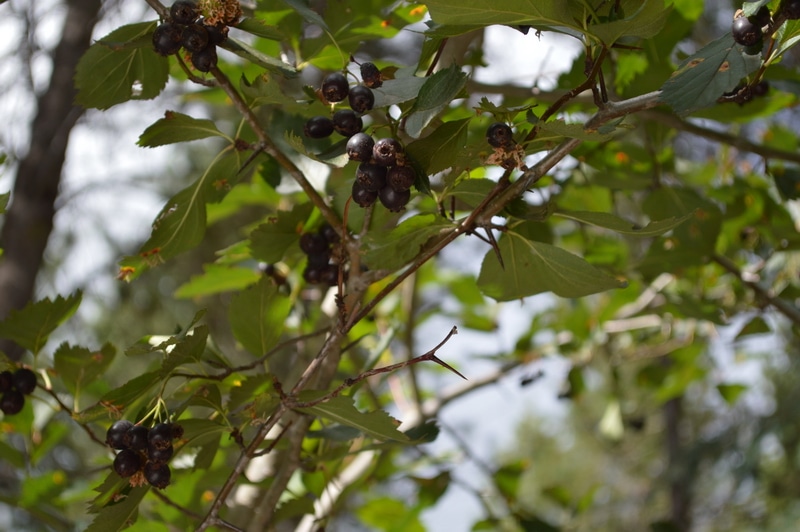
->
[191,46,218,72]
[360,62,382,88]
[486,122,515,148]
[152,23,183,56]
[321,72,350,103]
[372,138,404,167]
[304,116,335,139]
[113,449,143,478]
[332,110,363,137]
[170,1,199,25]
[352,180,378,208]
[13,368,37,395]
[144,462,171,489]
[387,165,416,191]
[732,16,762,47]
[346,133,375,162]
[356,163,388,192]
[348,85,375,113]
[0,390,24,416]
[106,420,135,450]
[182,23,210,53]
[378,186,411,212]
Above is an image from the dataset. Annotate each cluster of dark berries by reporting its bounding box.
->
[106,420,184,489]
[732,2,800,50]
[349,135,415,212]
[300,224,341,285]
[0,368,37,416]
[152,1,228,72]
[304,62,383,140]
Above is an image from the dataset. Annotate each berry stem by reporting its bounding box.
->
[144,0,169,20]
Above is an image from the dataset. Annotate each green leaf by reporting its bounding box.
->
[717,383,748,405]
[0,293,81,354]
[735,315,771,339]
[405,65,467,138]
[75,22,168,110]
[240,73,297,107]
[363,214,452,271]
[372,76,428,108]
[281,0,330,32]
[158,325,208,377]
[234,17,284,41]
[477,230,625,300]
[223,37,297,77]
[588,0,670,44]
[295,392,409,442]
[660,33,762,115]
[53,342,116,395]
[771,165,800,201]
[447,178,496,209]
[175,264,261,298]
[554,210,694,237]
[137,111,227,147]
[228,277,292,356]
[249,203,314,263]
[0,192,9,214]
[85,486,148,532]
[406,118,470,175]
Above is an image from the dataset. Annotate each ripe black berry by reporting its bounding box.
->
[356,163,388,192]
[106,420,135,450]
[352,180,378,208]
[346,133,374,162]
[332,110,363,137]
[387,165,416,191]
[148,443,174,465]
[732,16,762,47]
[182,23,210,53]
[372,138,404,167]
[780,0,800,19]
[320,223,340,244]
[0,371,13,393]
[360,62,382,88]
[300,233,329,255]
[304,116,335,139]
[752,80,769,96]
[127,425,150,452]
[13,368,37,395]
[191,46,218,72]
[319,264,339,286]
[486,122,515,148]
[144,462,171,489]
[303,266,322,284]
[0,390,24,416]
[152,23,183,56]
[307,249,331,269]
[379,186,411,212]
[348,85,375,113]
[321,72,350,103]
[751,6,771,27]
[204,24,228,45]
[170,1,198,25]
[113,449,143,478]
[149,423,174,450]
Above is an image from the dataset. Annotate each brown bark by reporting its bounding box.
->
[0,0,102,359]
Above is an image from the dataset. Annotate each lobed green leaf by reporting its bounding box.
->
[0,293,82,354]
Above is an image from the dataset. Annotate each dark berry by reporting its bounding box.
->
[303,266,322,284]
[348,85,375,113]
[356,163,388,192]
[780,0,800,19]
[319,264,339,286]
[486,122,514,148]
[332,110,363,137]
[752,80,769,96]
[346,132,374,162]
[182,23,210,53]
[751,6,771,27]
[170,1,198,25]
[149,423,174,450]
[387,165,416,191]
[732,16,762,47]
[204,24,228,45]
[360,62,382,88]
[191,46,217,72]
[307,249,331,268]
[321,72,350,103]
[144,462,171,489]
[13,368,37,395]
[0,390,24,416]
[300,233,329,255]
[352,180,378,208]
[148,443,174,465]
[304,116,335,138]
[379,186,411,212]
[0,371,13,393]
[319,223,340,244]
[152,23,183,56]
[127,425,150,452]
[171,423,184,440]
[113,449,143,478]
[372,138,404,167]
[106,420,135,450]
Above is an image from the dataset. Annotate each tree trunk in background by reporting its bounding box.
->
[665,396,691,530]
[0,0,102,360]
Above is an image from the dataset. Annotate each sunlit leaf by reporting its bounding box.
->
[717,383,748,404]
[175,264,261,298]
[228,277,292,356]
[0,293,82,354]
[554,210,694,237]
[137,111,227,147]
[405,65,467,138]
[248,203,314,263]
[406,118,470,175]
[295,392,409,442]
[54,342,116,396]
